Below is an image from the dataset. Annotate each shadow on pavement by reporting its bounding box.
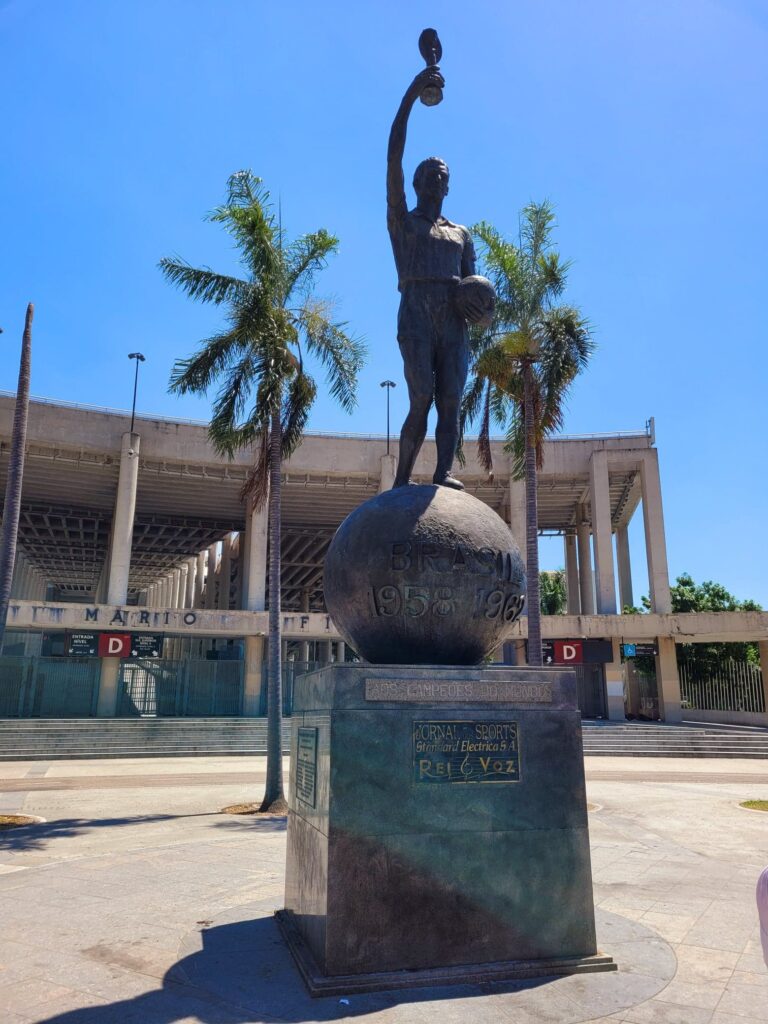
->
[0,812,221,853]
[34,914,555,1023]
[212,815,287,833]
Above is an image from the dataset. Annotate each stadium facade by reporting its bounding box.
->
[1,393,767,725]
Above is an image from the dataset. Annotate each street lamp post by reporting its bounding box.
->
[128,353,146,433]
[380,380,396,454]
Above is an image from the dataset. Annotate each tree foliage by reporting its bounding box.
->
[459,202,592,667]
[160,171,365,812]
[624,573,762,667]
[161,171,365,508]
[540,569,567,615]
[460,202,593,477]
[670,573,762,667]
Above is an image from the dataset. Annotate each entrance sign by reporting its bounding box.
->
[554,640,583,664]
[66,632,99,656]
[97,633,131,657]
[129,634,164,658]
[541,639,613,665]
[622,642,658,658]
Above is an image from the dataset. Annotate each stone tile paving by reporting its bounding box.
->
[0,758,765,1022]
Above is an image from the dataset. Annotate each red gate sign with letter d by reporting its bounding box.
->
[554,640,583,664]
[97,633,132,658]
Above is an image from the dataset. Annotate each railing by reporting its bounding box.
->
[679,657,765,714]
[0,390,651,444]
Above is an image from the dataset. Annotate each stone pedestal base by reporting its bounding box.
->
[282,664,614,993]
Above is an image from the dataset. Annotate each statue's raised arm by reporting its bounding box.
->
[386,66,445,233]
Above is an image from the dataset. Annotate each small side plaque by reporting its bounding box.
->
[413,720,520,784]
[296,727,318,807]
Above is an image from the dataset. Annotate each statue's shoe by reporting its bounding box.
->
[433,473,465,490]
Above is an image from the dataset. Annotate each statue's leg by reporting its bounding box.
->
[393,290,434,487]
[394,331,433,487]
[433,316,469,487]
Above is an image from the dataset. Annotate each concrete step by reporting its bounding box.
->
[1,719,766,761]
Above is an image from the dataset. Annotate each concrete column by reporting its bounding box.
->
[243,636,265,716]
[508,477,526,569]
[9,552,22,598]
[337,640,346,664]
[616,525,633,611]
[300,640,311,664]
[230,534,241,605]
[242,506,268,611]
[218,535,232,610]
[321,639,333,665]
[511,639,527,666]
[241,508,268,712]
[576,509,595,615]
[18,560,31,599]
[96,660,121,717]
[178,565,189,608]
[604,638,626,721]
[589,451,617,614]
[640,451,672,614]
[98,431,141,717]
[205,544,218,610]
[170,569,181,610]
[194,551,206,607]
[185,558,196,607]
[564,534,580,614]
[379,453,397,493]
[759,643,768,717]
[106,432,140,605]
[655,636,682,723]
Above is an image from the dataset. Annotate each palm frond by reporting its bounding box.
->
[169,328,247,395]
[240,430,270,511]
[281,372,318,461]
[297,299,366,413]
[477,381,494,475]
[284,230,339,300]
[460,372,487,431]
[208,172,283,296]
[158,258,249,306]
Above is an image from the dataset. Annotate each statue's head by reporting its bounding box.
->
[413,157,449,201]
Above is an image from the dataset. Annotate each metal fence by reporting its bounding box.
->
[0,657,100,717]
[679,657,765,713]
[118,659,244,717]
[259,660,323,716]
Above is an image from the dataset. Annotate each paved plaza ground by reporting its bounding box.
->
[0,753,767,1023]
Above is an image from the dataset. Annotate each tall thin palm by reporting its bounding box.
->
[160,172,365,811]
[0,304,33,649]
[462,203,593,666]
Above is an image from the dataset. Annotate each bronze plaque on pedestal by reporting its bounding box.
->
[296,727,318,807]
[412,720,520,784]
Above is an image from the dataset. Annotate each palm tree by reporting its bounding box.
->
[160,172,365,811]
[0,304,33,650]
[461,202,593,666]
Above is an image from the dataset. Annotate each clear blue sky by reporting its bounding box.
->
[1,0,767,604]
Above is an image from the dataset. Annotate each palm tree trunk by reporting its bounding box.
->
[260,403,287,812]
[522,359,542,667]
[0,304,33,649]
